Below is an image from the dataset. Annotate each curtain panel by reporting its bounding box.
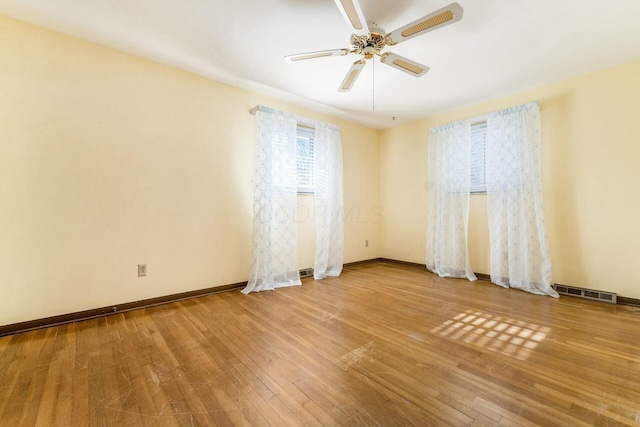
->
[243,108,301,294]
[313,123,344,279]
[426,122,477,281]
[486,102,558,297]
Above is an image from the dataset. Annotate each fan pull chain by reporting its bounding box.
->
[372,58,375,112]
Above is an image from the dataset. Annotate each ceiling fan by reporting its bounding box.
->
[284,1,463,92]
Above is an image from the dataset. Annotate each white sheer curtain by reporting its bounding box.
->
[243,108,301,294]
[427,122,477,281]
[313,123,344,279]
[486,102,558,297]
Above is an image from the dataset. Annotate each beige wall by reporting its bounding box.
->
[0,15,380,326]
[3,13,639,326]
[381,59,640,299]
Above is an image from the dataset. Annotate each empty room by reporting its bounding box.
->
[1,0,640,425]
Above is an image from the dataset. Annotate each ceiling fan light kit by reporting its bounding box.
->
[284,1,464,92]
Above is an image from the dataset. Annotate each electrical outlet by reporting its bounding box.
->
[365,240,369,248]
[138,264,147,277]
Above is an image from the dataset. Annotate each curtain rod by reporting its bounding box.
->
[249,105,339,131]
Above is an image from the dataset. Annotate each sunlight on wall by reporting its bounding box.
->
[431,310,551,360]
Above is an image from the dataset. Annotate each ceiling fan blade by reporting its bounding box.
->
[386,2,463,45]
[333,0,369,36]
[284,49,350,63]
[338,60,366,92]
[380,53,429,77]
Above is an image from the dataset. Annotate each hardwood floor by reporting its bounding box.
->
[1,261,640,426]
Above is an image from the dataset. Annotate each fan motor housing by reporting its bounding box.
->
[350,23,386,57]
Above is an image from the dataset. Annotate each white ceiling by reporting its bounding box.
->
[2,0,640,129]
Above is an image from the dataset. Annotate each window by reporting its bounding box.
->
[296,124,314,194]
[470,121,487,193]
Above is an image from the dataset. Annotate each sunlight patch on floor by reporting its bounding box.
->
[431,310,551,360]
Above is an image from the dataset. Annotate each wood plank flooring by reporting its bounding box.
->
[1,261,640,426]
